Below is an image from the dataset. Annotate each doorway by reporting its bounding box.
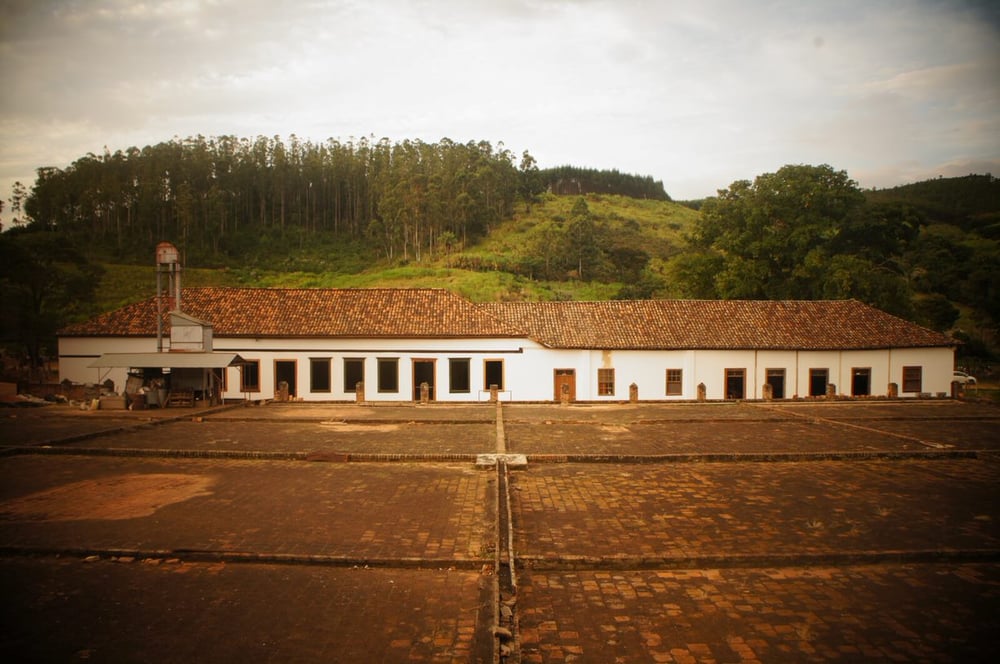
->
[554,369,576,402]
[484,360,504,391]
[809,368,829,397]
[851,368,871,396]
[766,368,786,399]
[412,359,436,401]
[725,368,746,400]
[274,360,297,398]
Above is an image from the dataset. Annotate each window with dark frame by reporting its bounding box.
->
[665,369,683,396]
[598,368,615,396]
[902,366,922,393]
[343,358,364,393]
[449,358,471,393]
[310,358,331,393]
[241,360,260,392]
[377,358,399,393]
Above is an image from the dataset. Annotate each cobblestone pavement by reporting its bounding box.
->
[509,459,1000,560]
[0,456,491,561]
[0,399,998,662]
[1,556,489,664]
[517,564,1000,663]
[56,420,495,455]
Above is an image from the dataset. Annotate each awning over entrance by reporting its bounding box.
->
[88,352,247,369]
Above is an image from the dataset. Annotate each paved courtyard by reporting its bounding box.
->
[1,399,998,662]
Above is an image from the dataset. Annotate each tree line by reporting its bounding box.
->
[540,165,670,200]
[21,135,545,264]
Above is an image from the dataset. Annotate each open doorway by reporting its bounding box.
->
[766,368,786,399]
[275,360,297,398]
[851,368,871,396]
[809,368,829,397]
[484,360,504,391]
[725,368,745,400]
[412,359,436,401]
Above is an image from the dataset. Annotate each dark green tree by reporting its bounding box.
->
[914,293,960,332]
[0,229,104,364]
[681,164,913,314]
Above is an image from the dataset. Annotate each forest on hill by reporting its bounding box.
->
[7,135,667,267]
[0,134,997,367]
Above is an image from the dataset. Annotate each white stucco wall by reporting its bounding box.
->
[60,333,956,402]
[212,336,536,402]
[59,337,158,394]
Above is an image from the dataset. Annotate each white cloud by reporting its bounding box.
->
[0,0,998,223]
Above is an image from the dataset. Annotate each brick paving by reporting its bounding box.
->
[507,420,926,455]
[510,459,1000,560]
[517,564,1000,663]
[0,399,998,662]
[1,556,489,664]
[0,456,491,562]
[55,420,495,456]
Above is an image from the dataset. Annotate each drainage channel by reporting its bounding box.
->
[495,458,519,663]
[490,400,520,663]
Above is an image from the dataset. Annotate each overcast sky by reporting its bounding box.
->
[1,0,998,226]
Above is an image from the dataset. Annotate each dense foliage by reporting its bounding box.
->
[867,174,1000,238]
[0,228,103,364]
[22,135,534,265]
[667,167,998,343]
[540,166,670,200]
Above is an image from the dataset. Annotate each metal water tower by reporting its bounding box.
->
[155,242,181,352]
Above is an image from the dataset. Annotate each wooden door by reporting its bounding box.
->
[554,369,576,402]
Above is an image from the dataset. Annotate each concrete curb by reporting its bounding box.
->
[3,447,982,464]
[3,447,481,463]
[0,545,490,570]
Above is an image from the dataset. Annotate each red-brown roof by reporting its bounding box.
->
[60,288,521,339]
[60,288,954,350]
[481,299,954,350]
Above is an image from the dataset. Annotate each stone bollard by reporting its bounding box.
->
[887,382,898,398]
[420,381,430,404]
[490,384,499,403]
[355,381,365,403]
[629,383,638,403]
[560,382,570,405]
[277,380,290,402]
[697,383,706,402]
[826,383,836,398]
[762,382,773,401]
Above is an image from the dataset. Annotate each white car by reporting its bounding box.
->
[952,371,977,385]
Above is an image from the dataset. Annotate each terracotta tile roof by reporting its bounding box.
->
[60,288,521,339]
[481,299,954,350]
[61,288,953,351]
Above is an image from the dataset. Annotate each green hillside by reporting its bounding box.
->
[89,192,699,310]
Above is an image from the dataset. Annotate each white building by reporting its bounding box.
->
[58,288,957,403]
